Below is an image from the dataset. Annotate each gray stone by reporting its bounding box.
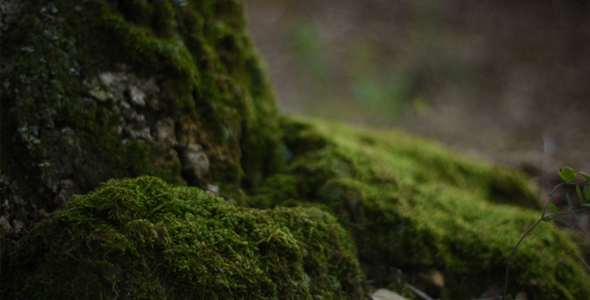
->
[206,184,219,195]
[153,119,177,149]
[179,144,210,181]
[128,85,146,107]
[371,289,407,300]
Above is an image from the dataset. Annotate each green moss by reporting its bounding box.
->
[3,0,589,298]
[1,0,283,221]
[1,176,367,299]
[250,116,590,299]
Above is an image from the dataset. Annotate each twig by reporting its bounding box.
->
[502,218,544,300]
[576,254,590,274]
[503,179,588,300]
[540,182,565,219]
[404,281,435,300]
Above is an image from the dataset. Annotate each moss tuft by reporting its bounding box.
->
[1,176,367,299]
[251,116,590,299]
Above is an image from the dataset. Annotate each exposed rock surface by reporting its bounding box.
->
[371,289,407,300]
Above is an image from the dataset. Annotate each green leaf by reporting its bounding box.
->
[549,203,559,216]
[556,217,571,227]
[583,203,590,208]
[585,185,590,201]
[580,172,590,182]
[572,210,581,223]
[566,193,574,209]
[559,167,577,182]
[543,216,553,222]
[577,185,585,204]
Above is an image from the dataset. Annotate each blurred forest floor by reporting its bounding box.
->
[244,0,590,184]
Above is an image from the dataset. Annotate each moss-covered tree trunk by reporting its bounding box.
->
[1,0,282,227]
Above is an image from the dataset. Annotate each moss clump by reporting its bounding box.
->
[251,117,590,299]
[1,0,282,224]
[1,176,367,300]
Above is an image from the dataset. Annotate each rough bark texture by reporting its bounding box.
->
[1,0,589,299]
[1,0,282,226]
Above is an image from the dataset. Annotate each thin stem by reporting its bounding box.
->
[502,218,544,300]
[404,281,434,300]
[541,181,566,218]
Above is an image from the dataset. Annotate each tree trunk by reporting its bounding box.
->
[1,0,283,227]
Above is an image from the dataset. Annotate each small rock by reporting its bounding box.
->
[179,145,209,183]
[153,119,177,148]
[99,72,117,85]
[371,289,408,300]
[87,86,110,102]
[422,269,444,288]
[206,184,219,195]
[128,85,146,107]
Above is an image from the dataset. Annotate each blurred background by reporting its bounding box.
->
[244,0,590,179]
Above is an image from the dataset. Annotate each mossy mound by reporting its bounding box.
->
[1,0,281,223]
[251,117,590,299]
[2,0,590,299]
[1,176,367,300]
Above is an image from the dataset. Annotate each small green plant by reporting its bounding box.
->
[502,167,590,299]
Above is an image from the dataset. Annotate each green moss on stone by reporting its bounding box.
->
[1,176,367,299]
[3,0,589,298]
[250,116,590,299]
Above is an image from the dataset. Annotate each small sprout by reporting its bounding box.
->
[548,203,559,217]
[566,194,574,210]
[572,209,581,224]
[556,217,571,227]
[576,185,585,205]
[559,167,577,182]
[566,194,581,223]
[505,165,589,299]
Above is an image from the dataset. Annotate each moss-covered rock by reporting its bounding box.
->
[2,0,590,299]
[0,0,282,224]
[1,176,367,299]
[252,117,590,299]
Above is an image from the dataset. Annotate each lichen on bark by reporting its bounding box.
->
[0,0,282,224]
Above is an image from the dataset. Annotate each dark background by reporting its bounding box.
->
[244,0,590,179]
